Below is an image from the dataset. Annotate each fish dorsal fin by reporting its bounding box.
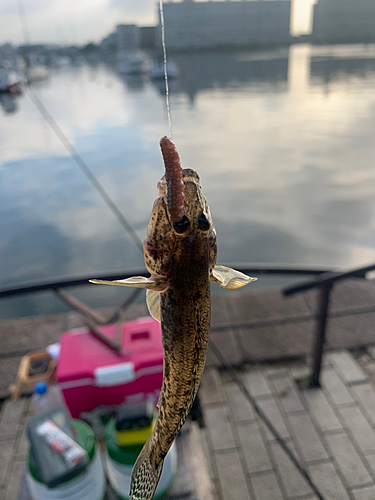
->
[146,290,161,322]
[89,276,166,290]
[211,265,257,289]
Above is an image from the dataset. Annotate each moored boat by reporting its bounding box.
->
[149,60,179,80]
[0,67,23,95]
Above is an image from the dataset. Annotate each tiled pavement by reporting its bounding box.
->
[0,398,31,500]
[3,349,375,499]
[199,349,375,500]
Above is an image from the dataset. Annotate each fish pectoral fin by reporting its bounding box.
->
[89,276,167,291]
[146,290,161,322]
[211,265,257,289]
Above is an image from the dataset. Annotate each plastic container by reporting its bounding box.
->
[104,419,177,500]
[31,382,67,415]
[56,318,163,418]
[27,407,88,487]
[26,420,106,500]
[115,401,156,447]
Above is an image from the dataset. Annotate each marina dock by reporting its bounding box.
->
[1,276,375,499]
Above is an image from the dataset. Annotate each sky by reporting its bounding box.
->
[0,0,316,46]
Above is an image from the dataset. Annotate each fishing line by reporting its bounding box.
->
[21,40,324,500]
[209,340,327,500]
[23,86,144,253]
[159,0,173,139]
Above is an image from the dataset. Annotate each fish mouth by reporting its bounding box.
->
[160,136,185,225]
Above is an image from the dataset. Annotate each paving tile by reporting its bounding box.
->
[0,440,15,488]
[236,421,272,474]
[214,449,252,500]
[367,346,375,361]
[326,350,368,385]
[200,368,226,406]
[295,497,319,500]
[308,461,350,500]
[15,425,28,460]
[326,314,375,351]
[327,279,375,312]
[225,381,255,422]
[0,314,67,352]
[362,453,375,476]
[250,471,283,500]
[0,399,27,439]
[209,291,243,368]
[238,320,315,362]
[270,440,313,498]
[204,405,236,451]
[303,389,342,432]
[241,287,311,320]
[325,432,372,488]
[339,406,375,454]
[289,362,311,380]
[199,428,217,481]
[352,485,375,500]
[243,370,272,398]
[4,461,24,500]
[287,412,329,463]
[352,383,375,426]
[0,357,24,399]
[265,366,288,379]
[211,294,234,326]
[257,398,291,441]
[271,376,305,413]
[206,331,243,367]
[321,368,354,406]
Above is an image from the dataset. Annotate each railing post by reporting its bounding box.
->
[310,283,333,388]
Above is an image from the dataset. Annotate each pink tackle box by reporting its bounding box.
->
[56,317,163,418]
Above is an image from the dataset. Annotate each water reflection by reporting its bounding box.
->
[170,49,289,104]
[310,56,375,86]
[1,44,375,318]
[118,73,145,91]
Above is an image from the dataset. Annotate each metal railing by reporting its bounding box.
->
[1,261,374,384]
[0,263,334,299]
[282,263,375,388]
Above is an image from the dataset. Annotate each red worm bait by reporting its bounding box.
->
[160,136,185,224]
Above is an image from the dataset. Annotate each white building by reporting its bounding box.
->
[116,24,140,51]
[158,0,291,50]
[313,0,375,43]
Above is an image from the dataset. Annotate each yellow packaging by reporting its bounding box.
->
[115,418,156,447]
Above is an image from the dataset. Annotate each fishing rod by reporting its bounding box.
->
[22,86,144,253]
[25,82,327,500]
[21,13,327,500]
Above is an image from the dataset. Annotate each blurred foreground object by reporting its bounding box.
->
[26,418,105,500]
[9,350,56,401]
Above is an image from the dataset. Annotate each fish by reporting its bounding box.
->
[90,137,257,500]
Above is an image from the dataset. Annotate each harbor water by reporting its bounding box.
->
[0,43,375,318]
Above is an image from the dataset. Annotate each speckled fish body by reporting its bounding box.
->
[129,166,216,500]
[90,138,257,500]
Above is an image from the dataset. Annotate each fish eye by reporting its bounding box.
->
[197,212,210,231]
[173,215,190,234]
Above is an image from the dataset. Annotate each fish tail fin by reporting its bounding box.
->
[129,439,164,500]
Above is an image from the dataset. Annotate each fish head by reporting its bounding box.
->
[144,167,217,279]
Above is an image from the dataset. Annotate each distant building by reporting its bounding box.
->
[100,32,116,54]
[157,0,292,51]
[313,0,375,43]
[115,24,140,51]
[140,26,157,49]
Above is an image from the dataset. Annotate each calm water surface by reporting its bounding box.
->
[1,44,375,318]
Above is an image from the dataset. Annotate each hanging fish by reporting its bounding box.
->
[90,137,257,500]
